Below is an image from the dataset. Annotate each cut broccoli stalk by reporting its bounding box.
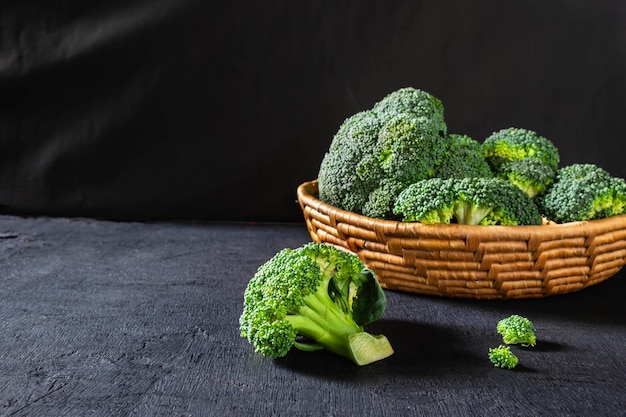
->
[284,281,393,365]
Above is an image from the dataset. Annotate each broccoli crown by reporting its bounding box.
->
[482,127,560,171]
[317,111,384,214]
[496,157,556,198]
[393,177,543,225]
[435,134,493,179]
[496,314,537,347]
[375,113,447,185]
[317,87,449,219]
[537,163,626,223]
[393,178,456,224]
[372,87,447,137]
[239,243,393,366]
[488,345,519,369]
[361,177,407,220]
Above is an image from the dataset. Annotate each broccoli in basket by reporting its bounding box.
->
[537,163,626,223]
[482,127,560,172]
[318,87,448,219]
[435,134,493,180]
[393,177,543,225]
[239,243,393,366]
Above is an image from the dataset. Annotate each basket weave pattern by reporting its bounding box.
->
[297,180,626,299]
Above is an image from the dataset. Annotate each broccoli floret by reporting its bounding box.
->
[497,314,537,347]
[360,113,448,218]
[537,163,626,223]
[317,87,449,219]
[361,178,407,220]
[393,177,543,225]
[488,345,519,369]
[318,111,384,214]
[496,157,556,198]
[392,178,456,224]
[435,134,493,179]
[372,87,447,137]
[482,127,560,172]
[239,243,393,366]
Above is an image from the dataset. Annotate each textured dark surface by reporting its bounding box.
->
[0,215,625,416]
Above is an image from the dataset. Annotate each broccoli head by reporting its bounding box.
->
[393,177,543,225]
[317,87,449,219]
[496,157,556,198]
[482,127,560,172]
[537,163,626,223]
[435,134,493,179]
[317,111,384,214]
[488,345,519,369]
[239,242,393,366]
[392,178,456,224]
[372,87,447,137]
[496,314,537,347]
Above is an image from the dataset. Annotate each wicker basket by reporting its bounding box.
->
[297,180,626,299]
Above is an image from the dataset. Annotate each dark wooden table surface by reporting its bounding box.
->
[0,215,624,416]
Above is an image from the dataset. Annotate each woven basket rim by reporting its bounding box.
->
[297,179,626,238]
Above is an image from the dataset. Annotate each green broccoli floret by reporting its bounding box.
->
[393,177,543,225]
[488,345,519,369]
[317,110,384,214]
[482,127,560,172]
[497,314,537,347]
[392,178,456,224]
[239,243,393,366]
[372,86,447,137]
[496,157,556,198]
[435,134,493,179]
[537,163,626,223]
[317,87,449,219]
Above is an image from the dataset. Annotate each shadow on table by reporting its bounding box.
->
[274,319,487,380]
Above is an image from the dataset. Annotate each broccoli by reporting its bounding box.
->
[537,163,626,223]
[317,87,449,219]
[393,177,543,225]
[488,345,519,369]
[239,242,393,366]
[482,127,560,172]
[317,110,384,214]
[496,157,556,198]
[496,314,537,347]
[392,178,456,224]
[372,87,447,137]
[435,134,493,180]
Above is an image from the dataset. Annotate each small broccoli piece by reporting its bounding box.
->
[435,134,493,179]
[488,345,519,369]
[497,314,537,347]
[482,127,560,172]
[394,177,543,225]
[537,163,626,223]
[496,157,556,198]
[239,243,393,366]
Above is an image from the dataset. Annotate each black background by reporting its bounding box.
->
[1,0,625,222]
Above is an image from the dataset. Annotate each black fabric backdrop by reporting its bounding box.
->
[1,0,625,222]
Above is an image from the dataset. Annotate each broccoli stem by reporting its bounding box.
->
[454,201,493,225]
[285,282,393,365]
